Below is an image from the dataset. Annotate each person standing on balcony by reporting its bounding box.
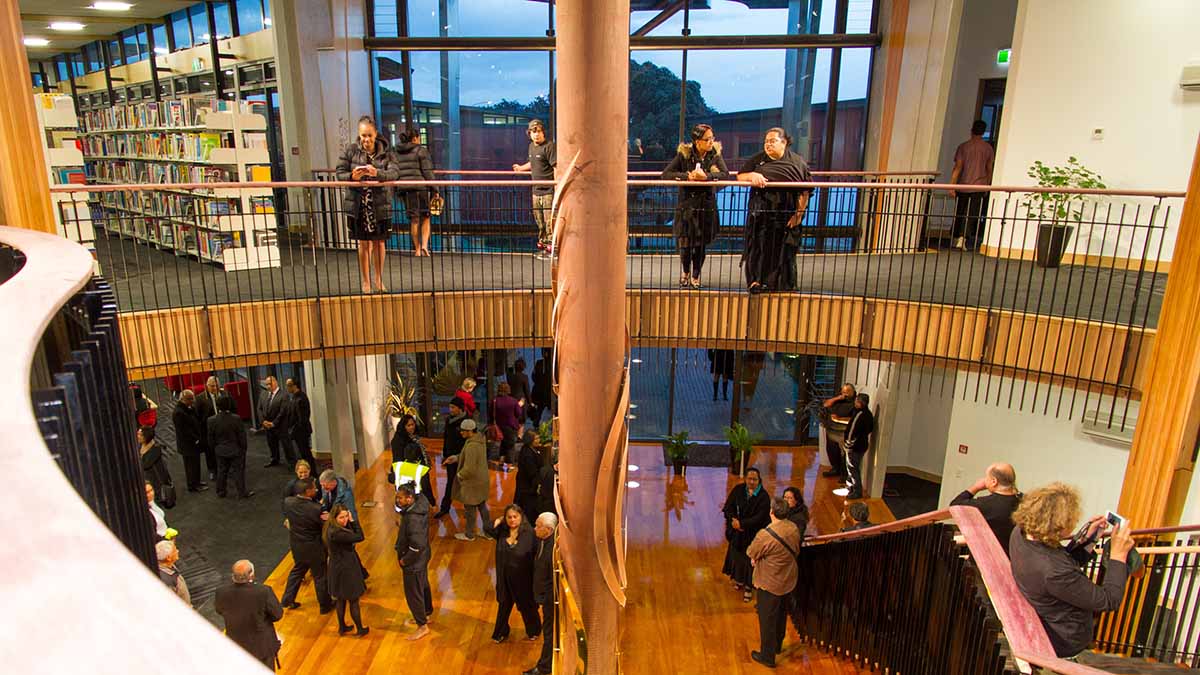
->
[662,123,730,289]
[394,127,437,258]
[736,128,813,294]
[843,393,875,500]
[285,378,316,467]
[214,560,283,668]
[513,119,557,259]
[259,375,293,469]
[951,462,1022,554]
[746,497,802,669]
[337,115,400,293]
[949,120,995,252]
[195,376,224,482]
[722,467,771,603]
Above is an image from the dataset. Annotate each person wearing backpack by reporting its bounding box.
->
[746,496,802,669]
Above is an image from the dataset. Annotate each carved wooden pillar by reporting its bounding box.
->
[0,0,55,233]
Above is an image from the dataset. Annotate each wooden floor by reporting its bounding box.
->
[263,443,892,674]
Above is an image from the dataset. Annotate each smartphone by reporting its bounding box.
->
[1106,510,1128,531]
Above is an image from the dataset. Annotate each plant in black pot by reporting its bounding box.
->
[663,430,691,477]
[1024,157,1106,269]
[723,422,761,477]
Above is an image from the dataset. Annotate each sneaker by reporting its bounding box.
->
[480,532,495,541]
[535,250,551,261]
[454,533,476,542]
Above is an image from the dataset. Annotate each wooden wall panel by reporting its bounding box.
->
[863,300,987,361]
[119,307,208,371]
[987,312,1128,385]
[322,294,432,350]
[745,294,863,351]
[208,299,319,359]
[434,291,534,350]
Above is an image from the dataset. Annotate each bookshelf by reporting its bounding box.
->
[34,93,95,267]
[81,98,279,271]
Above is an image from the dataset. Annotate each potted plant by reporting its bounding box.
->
[663,431,691,477]
[535,420,554,450]
[1023,157,1106,268]
[723,422,761,477]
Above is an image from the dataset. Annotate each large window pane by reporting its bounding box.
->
[107,39,123,67]
[406,0,548,37]
[151,24,168,55]
[671,348,733,442]
[372,0,398,37]
[213,2,233,40]
[737,352,803,442]
[629,347,670,440]
[170,11,192,50]
[190,4,210,46]
[628,51,683,171]
[122,30,141,63]
[236,0,265,35]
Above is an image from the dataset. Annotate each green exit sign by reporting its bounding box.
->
[997,48,1012,65]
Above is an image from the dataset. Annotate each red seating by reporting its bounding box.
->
[187,379,253,421]
[164,371,212,392]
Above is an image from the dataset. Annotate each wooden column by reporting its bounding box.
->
[1117,136,1200,528]
[0,0,55,234]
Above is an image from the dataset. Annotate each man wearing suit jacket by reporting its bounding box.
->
[259,375,295,469]
[209,394,254,499]
[172,389,208,492]
[281,478,335,613]
[285,378,316,466]
[524,512,558,675]
[214,560,283,668]
[194,376,224,481]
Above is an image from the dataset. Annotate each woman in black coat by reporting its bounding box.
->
[392,128,437,257]
[390,414,435,502]
[514,429,543,519]
[323,504,369,636]
[661,123,730,288]
[482,504,542,643]
[735,127,814,293]
[335,115,400,294]
[721,467,770,602]
[138,426,173,506]
[782,486,810,538]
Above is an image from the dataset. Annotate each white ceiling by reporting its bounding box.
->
[21,0,195,56]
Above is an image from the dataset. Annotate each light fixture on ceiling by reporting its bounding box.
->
[49,22,86,31]
[24,37,50,47]
[89,2,133,11]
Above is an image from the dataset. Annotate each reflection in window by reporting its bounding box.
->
[107,40,123,67]
[151,24,168,55]
[373,0,398,37]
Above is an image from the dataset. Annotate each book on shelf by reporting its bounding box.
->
[248,165,272,182]
[203,231,243,258]
[243,132,268,150]
[53,167,87,185]
[45,129,80,149]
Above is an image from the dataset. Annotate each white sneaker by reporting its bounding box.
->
[454,533,476,542]
[953,236,966,250]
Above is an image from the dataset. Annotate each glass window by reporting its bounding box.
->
[213,2,233,40]
[190,4,210,46]
[83,43,101,73]
[56,59,69,82]
[71,53,85,77]
[122,29,141,63]
[405,0,549,37]
[262,0,271,27]
[31,72,44,89]
[374,51,407,147]
[152,23,168,55]
[372,0,398,37]
[236,0,265,35]
[107,39,123,67]
[170,11,192,50]
[629,347,670,439]
[669,348,732,441]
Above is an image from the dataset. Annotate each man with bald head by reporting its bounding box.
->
[951,462,1022,554]
[194,376,224,481]
[214,559,283,667]
[523,512,558,675]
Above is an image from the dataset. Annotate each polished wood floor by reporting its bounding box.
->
[263,442,891,674]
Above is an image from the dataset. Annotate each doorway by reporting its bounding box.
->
[975,78,1006,149]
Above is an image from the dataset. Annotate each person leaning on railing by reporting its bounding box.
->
[1009,482,1134,660]
[735,127,813,294]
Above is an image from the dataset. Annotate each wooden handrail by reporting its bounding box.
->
[0,226,268,672]
[1130,523,1200,537]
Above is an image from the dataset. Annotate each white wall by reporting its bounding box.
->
[936,0,1017,180]
[991,0,1200,259]
[938,373,1130,519]
[887,366,955,477]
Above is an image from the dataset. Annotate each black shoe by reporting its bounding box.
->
[846,491,863,500]
[263,461,281,468]
[284,602,301,610]
[356,627,370,637]
[432,510,448,519]
[822,470,842,478]
[319,605,335,615]
[338,624,354,635]
[492,634,508,644]
[750,651,776,668]
[239,491,256,499]
[523,669,545,675]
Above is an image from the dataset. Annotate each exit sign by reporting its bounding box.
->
[997,49,1012,65]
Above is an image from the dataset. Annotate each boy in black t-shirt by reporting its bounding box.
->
[513,119,557,259]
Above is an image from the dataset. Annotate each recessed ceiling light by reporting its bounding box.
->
[90,2,133,11]
[626,481,640,489]
[24,37,50,47]
[50,22,85,31]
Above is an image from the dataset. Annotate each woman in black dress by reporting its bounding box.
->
[482,504,542,643]
[722,467,770,602]
[736,127,814,293]
[661,123,730,288]
[336,115,400,294]
[782,486,810,538]
[323,504,369,636]
[390,414,435,501]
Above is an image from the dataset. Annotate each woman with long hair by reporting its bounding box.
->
[336,115,400,293]
[736,127,814,293]
[393,128,437,257]
[390,413,435,501]
[661,123,730,288]
[482,504,542,643]
[781,486,809,538]
[138,426,173,507]
[323,503,369,636]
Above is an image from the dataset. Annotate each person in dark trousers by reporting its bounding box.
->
[507,358,531,417]
[661,123,731,288]
[821,383,856,479]
[258,375,293,469]
[842,393,875,500]
[391,414,435,503]
[208,395,253,499]
[529,348,554,426]
[747,497,802,669]
[841,502,874,532]
[949,119,995,251]
[172,389,207,492]
[336,115,400,293]
[393,127,437,258]
[395,483,434,641]
[491,382,523,468]
[536,452,558,518]
[708,349,735,401]
[214,560,282,668]
[523,512,558,675]
[512,118,557,258]
[515,429,544,520]
[281,478,334,613]
[138,426,173,505]
[435,397,469,519]
[483,504,542,643]
[285,378,316,467]
[194,376,224,481]
[324,503,369,636]
[722,467,771,603]
[951,462,1023,554]
[1009,482,1134,658]
[736,127,814,293]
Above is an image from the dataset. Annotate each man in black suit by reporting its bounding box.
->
[194,376,224,481]
[524,512,558,675]
[209,394,254,499]
[281,478,334,613]
[172,389,208,492]
[259,375,294,468]
[214,559,283,668]
[285,378,316,466]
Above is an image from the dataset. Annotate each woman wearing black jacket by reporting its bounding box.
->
[721,467,770,602]
[390,414,435,502]
[324,504,369,636]
[138,426,173,506]
[661,124,730,288]
[336,116,400,293]
[482,505,542,643]
[392,128,437,257]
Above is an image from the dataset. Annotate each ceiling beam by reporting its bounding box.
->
[20,30,125,40]
[20,13,167,26]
